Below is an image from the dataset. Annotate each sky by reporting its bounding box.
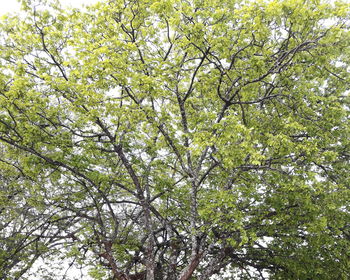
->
[0,0,99,15]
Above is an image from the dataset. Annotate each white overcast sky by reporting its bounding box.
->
[0,0,99,15]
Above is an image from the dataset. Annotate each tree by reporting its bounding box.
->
[0,0,349,279]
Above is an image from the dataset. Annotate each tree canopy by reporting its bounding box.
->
[0,0,349,279]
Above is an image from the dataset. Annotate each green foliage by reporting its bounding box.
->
[0,0,349,279]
